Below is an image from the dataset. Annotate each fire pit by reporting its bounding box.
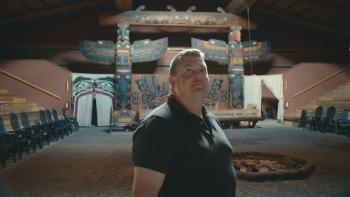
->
[233,152,315,181]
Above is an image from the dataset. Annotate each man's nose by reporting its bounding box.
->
[192,70,203,78]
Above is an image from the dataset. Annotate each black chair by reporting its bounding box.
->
[52,109,69,137]
[9,112,30,159]
[0,116,16,168]
[321,106,336,132]
[62,108,79,132]
[61,108,74,134]
[45,110,60,141]
[299,110,308,128]
[20,112,43,151]
[335,112,350,135]
[307,106,323,131]
[36,110,55,144]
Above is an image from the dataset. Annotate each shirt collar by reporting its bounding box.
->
[167,94,211,123]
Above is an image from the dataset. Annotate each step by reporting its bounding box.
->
[304,104,318,109]
[334,84,349,88]
[330,93,349,97]
[0,93,20,97]
[333,86,350,92]
[292,109,303,117]
[319,101,350,105]
[4,103,38,112]
[0,92,16,96]
[0,89,9,94]
[318,96,332,102]
[0,96,27,102]
[0,98,30,103]
[319,98,350,105]
[331,89,350,95]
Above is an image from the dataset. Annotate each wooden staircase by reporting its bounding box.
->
[0,89,44,130]
[293,81,350,117]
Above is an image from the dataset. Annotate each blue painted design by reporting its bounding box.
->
[132,37,168,63]
[243,40,271,61]
[115,74,131,109]
[191,38,228,63]
[207,78,228,106]
[80,40,115,64]
[229,74,244,108]
[132,75,169,109]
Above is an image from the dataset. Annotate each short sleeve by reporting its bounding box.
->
[132,116,177,174]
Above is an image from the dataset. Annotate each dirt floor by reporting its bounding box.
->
[1,122,350,197]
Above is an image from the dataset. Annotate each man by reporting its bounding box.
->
[132,49,236,197]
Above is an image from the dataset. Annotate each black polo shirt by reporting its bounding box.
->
[132,95,236,197]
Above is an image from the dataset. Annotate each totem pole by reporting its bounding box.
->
[228,26,244,108]
[115,23,132,109]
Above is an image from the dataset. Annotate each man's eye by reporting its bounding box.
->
[185,68,193,75]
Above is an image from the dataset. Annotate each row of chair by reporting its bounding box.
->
[0,108,79,168]
[299,106,350,135]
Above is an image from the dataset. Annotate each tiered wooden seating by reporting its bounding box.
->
[293,81,350,118]
[0,90,42,113]
[0,89,43,131]
[1,107,79,168]
[0,89,79,168]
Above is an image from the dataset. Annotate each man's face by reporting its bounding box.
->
[169,55,210,100]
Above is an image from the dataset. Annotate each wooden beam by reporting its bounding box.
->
[253,4,350,38]
[0,0,108,26]
[301,0,350,17]
[0,69,62,100]
[225,0,257,14]
[112,0,132,11]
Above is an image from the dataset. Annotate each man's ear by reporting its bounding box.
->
[169,76,176,86]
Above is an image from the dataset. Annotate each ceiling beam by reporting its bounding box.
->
[112,0,132,11]
[0,0,108,26]
[225,0,257,14]
[294,0,350,25]
[253,4,350,38]
[301,0,350,16]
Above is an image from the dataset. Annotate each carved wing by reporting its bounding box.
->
[80,40,115,64]
[191,38,229,63]
[131,37,168,63]
[242,41,271,61]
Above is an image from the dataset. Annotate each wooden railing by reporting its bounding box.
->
[0,69,61,100]
[292,67,349,99]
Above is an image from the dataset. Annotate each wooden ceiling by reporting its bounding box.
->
[0,0,349,68]
[249,0,350,38]
[0,0,349,37]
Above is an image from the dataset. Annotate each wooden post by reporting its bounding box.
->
[115,23,132,110]
[228,26,244,108]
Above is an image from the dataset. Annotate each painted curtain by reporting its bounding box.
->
[72,73,114,126]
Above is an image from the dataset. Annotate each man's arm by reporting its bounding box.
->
[132,166,165,197]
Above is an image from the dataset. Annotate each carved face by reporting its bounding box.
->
[117,25,129,41]
[233,30,241,42]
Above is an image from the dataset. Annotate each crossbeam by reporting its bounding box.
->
[0,0,107,25]
[254,4,350,38]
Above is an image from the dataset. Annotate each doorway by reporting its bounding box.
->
[91,97,98,126]
[261,83,278,119]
